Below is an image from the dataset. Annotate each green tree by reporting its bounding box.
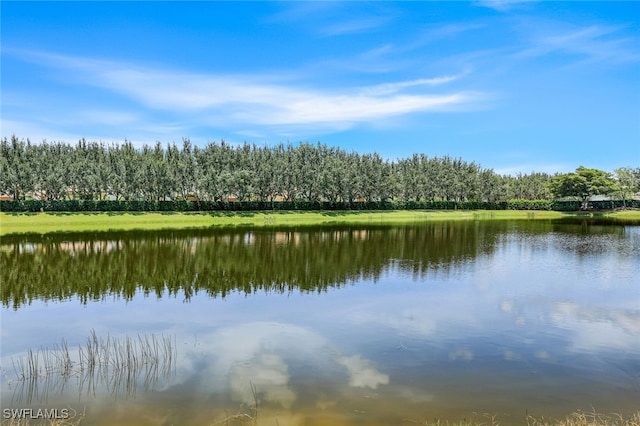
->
[252,145,276,202]
[614,167,639,208]
[549,166,617,209]
[36,141,72,200]
[296,143,321,201]
[1,136,36,200]
[318,146,343,204]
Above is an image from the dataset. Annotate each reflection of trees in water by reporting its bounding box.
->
[7,331,176,404]
[549,222,635,258]
[1,221,628,309]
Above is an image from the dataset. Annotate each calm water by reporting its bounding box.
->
[1,220,639,425]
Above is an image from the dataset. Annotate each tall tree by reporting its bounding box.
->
[549,166,617,209]
[36,141,71,200]
[614,167,639,208]
[1,136,37,200]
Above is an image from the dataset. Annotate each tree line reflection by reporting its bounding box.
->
[1,221,627,309]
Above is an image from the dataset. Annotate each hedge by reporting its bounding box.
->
[1,199,638,213]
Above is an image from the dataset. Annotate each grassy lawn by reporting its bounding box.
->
[1,209,638,236]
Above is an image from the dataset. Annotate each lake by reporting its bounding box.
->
[1,220,639,425]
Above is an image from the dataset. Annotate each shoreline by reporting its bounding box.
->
[2,209,639,236]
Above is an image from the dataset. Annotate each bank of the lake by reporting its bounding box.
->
[1,209,639,236]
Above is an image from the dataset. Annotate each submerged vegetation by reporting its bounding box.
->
[6,330,176,404]
[414,411,640,426]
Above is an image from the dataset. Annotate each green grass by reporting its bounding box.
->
[1,209,639,236]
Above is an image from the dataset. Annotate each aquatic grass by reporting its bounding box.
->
[525,410,640,426]
[211,381,259,426]
[408,411,640,426]
[8,330,176,403]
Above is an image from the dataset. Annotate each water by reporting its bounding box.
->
[1,220,639,425]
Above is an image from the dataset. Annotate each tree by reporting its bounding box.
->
[614,167,639,208]
[549,166,617,209]
[1,136,36,200]
[252,145,276,202]
[318,146,343,204]
[479,168,504,203]
[296,143,321,201]
[36,141,71,200]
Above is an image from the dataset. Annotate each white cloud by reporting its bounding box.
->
[449,348,474,361]
[95,68,482,128]
[267,3,396,38]
[550,301,640,353]
[517,24,640,65]
[252,92,482,126]
[265,2,342,25]
[534,350,550,360]
[318,16,392,37]
[500,299,514,313]
[154,321,393,404]
[0,116,186,149]
[5,50,488,136]
[78,110,140,126]
[0,118,100,144]
[361,75,463,96]
[420,22,486,42]
[337,355,389,389]
[359,43,396,60]
[476,0,539,12]
[229,353,297,409]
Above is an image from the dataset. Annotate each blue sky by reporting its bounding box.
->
[1,1,639,175]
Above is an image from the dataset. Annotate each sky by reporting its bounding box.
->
[1,1,639,175]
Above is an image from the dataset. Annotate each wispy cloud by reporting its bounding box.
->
[265,2,341,25]
[476,0,539,13]
[96,69,483,126]
[0,118,81,144]
[7,50,488,135]
[318,16,392,37]
[361,75,465,96]
[337,355,389,389]
[359,43,396,60]
[267,2,396,37]
[0,116,188,148]
[78,110,140,127]
[517,23,640,64]
[420,22,486,42]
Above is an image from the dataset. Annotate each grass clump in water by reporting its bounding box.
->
[526,410,640,426]
[8,330,176,403]
[411,411,640,426]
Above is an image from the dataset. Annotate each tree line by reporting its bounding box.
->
[1,136,638,207]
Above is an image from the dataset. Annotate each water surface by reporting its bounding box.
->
[1,220,639,425]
